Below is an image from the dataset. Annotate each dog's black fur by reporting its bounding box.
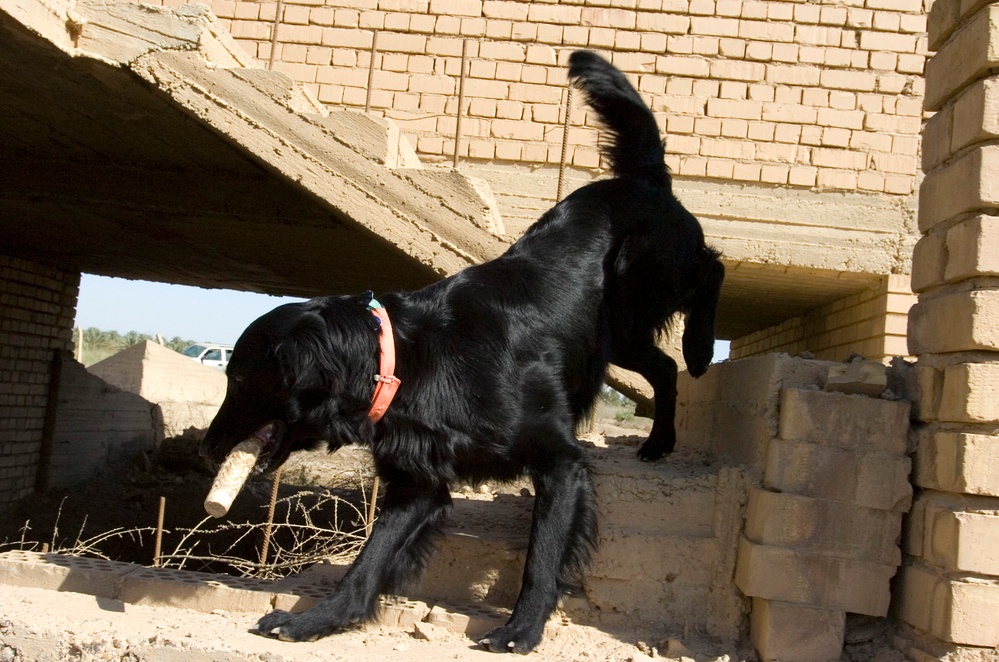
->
[200,51,724,654]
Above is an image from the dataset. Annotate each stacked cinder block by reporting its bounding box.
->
[0,255,79,511]
[900,1,999,656]
[735,379,911,662]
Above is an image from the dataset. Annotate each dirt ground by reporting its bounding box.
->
[0,403,905,661]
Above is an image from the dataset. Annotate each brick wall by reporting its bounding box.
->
[896,1,999,654]
[0,255,79,511]
[141,0,928,198]
[730,274,915,363]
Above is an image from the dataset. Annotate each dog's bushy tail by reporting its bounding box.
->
[568,51,666,185]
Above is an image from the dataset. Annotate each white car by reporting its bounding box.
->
[181,343,234,370]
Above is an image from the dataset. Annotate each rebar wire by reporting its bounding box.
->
[365,31,380,113]
[153,496,165,567]
[266,0,285,71]
[452,39,470,169]
[259,466,283,572]
[557,84,574,202]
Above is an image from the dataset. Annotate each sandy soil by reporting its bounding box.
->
[1,582,746,662]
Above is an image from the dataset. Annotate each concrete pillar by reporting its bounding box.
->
[901,0,999,654]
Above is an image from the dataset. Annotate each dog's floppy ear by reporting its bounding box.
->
[682,255,724,378]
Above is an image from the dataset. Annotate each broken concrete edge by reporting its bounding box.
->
[0,550,502,638]
[5,0,509,270]
[128,49,508,269]
[71,1,254,70]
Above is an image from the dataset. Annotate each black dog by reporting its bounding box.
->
[201,51,724,654]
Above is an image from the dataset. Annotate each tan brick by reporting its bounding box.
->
[690,15,740,37]
[924,501,999,574]
[950,78,999,154]
[711,59,766,82]
[820,69,877,92]
[914,429,999,496]
[778,388,909,454]
[766,64,821,87]
[765,438,912,511]
[946,214,999,282]
[939,362,999,424]
[925,5,999,111]
[911,231,947,293]
[909,290,999,355]
[482,1,526,20]
[746,489,903,565]
[919,145,999,232]
[859,30,918,54]
[927,0,961,51]
[750,598,845,662]
[897,563,999,646]
[526,3,580,24]
[657,55,711,78]
[735,538,896,616]
[429,0,480,16]
[909,364,943,422]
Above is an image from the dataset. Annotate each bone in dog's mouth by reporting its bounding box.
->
[203,423,276,517]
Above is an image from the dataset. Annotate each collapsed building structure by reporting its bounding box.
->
[1,0,997,659]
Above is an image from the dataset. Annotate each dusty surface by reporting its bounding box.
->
[0,583,749,662]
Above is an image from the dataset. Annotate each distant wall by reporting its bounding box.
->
[88,341,227,438]
[731,274,915,363]
[46,354,160,490]
[0,255,79,511]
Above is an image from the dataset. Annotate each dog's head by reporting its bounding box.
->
[200,294,381,473]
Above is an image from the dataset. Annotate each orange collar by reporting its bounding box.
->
[368,304,400,422]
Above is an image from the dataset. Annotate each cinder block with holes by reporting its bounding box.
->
[425,602,510,638]
[0,550,140,598]
[118,566,274,613]
[271,562,345,613]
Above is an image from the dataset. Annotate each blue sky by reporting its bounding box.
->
[75,274,304,345]
[75,273,730,358]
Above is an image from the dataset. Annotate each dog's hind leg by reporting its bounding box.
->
[254,481,451,642]
[613,339,680,461]
[480,438,596,653]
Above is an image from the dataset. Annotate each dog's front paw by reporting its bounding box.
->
[253,609,330,642]
[479,623,543,654]
[637,435,673,462]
